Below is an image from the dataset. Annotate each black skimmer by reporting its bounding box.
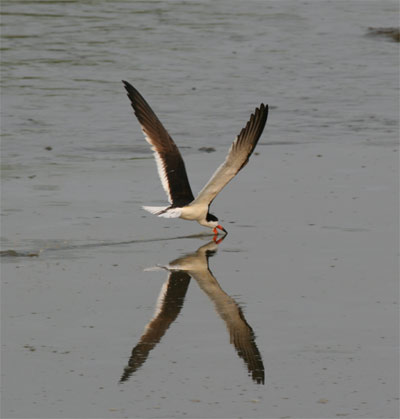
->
[122,81,269,237]
[120,239,265,384]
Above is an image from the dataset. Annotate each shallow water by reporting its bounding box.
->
[1,1,399,418]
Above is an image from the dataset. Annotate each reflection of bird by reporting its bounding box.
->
[123,81,269,236]
[120,239,264,384]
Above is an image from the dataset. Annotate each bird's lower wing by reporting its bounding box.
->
[191,104,268,207]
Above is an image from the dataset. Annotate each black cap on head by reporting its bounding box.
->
[206,213,218,222]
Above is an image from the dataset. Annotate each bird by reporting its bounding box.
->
[122,81,269,237]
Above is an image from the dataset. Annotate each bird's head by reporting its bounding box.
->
[206,213,227,235]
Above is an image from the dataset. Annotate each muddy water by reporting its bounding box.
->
[1,1,399,418]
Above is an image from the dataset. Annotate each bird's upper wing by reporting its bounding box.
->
[191,104,268,207]
[123,81,195,207]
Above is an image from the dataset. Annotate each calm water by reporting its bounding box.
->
[1,1,399,418]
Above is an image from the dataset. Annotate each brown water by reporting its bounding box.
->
[1,1,399,418]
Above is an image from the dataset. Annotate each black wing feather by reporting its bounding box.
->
[122,81,195,207]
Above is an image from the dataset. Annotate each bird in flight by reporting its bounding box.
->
[122,81,268,238]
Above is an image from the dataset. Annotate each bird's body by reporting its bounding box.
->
[122,81,268,236]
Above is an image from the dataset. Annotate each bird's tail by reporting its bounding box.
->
[142,206,182,218]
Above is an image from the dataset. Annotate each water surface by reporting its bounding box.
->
[1,1,398,418]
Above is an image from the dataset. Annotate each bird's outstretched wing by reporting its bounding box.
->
[123,81,195,207]
[191,104,268,206]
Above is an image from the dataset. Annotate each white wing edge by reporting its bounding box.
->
[140,127,173,204]
[153,150,173,204]
[142,206,182,218]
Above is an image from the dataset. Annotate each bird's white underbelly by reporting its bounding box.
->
[180,204,208,221]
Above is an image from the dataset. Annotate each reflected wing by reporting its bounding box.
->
[191,104,268,206]
[182,241,265,384]
[191,269,265,384]
[123,81,195,207]
[227,304,265,385]
[120,271,191,383]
